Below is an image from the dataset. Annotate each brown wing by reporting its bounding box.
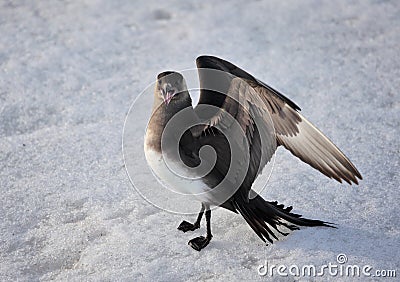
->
[249,81,362,184]
[195,55,362,186]
[193,77,277,202]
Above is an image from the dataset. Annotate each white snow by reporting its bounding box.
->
[1,0,399,281]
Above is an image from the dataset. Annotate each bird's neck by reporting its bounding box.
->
[152,92,192,125]
[145,92,193,153]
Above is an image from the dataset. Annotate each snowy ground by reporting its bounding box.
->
[1,0,399,281]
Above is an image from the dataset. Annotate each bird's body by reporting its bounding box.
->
[144,56,362,251]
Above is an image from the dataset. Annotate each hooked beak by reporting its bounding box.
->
[161,84,175,105]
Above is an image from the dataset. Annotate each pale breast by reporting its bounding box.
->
[144,145,214,204]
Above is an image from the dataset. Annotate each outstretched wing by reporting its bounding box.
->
[193,79,276,200]
[195,55,362,187]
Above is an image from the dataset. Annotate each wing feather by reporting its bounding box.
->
[277,115,361,184]
[195,55,362,190]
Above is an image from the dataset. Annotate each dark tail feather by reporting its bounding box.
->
[233,194,335,244]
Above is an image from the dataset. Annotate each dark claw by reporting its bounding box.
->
[188,236,211,251]
[177,220,199,232]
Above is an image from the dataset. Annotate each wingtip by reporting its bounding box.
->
[343,173,362,185]
[346,166,363,185]
[353,174,363,185]
[334,174,362,186]
[355,170,363,181]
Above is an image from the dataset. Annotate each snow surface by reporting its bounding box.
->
[1,0,399,281]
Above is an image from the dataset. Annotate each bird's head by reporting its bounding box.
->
[156,71,188,106]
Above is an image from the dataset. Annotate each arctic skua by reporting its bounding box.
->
[144,56,362,251]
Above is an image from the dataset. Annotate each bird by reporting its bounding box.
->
[144,55,362,251]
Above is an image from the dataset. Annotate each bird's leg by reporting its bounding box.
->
[188,207,213,251]
[177,203,205,232]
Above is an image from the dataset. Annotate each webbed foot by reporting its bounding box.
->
[177,220,199,232]
[188,235,212,251]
